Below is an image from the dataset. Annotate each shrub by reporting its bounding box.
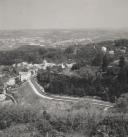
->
[35,119,52,135]
[92,116,128,137]
[115,93,128,113]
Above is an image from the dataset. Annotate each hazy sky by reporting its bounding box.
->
[0,0,128,30]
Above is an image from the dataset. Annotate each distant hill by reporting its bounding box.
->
[0,38,127,65]
[0,29,128,50]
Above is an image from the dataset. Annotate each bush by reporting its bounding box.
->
[92,116,128,137]
[35,119,52,135]
[0,104,103,136]
[115,93,128,113]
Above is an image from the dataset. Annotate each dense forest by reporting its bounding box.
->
[0,38,128,65]
[0,45,64,65]
[36,39,128,102]
[37,65,128,102]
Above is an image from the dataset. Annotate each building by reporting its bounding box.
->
[65,63,75,69]
[42,59,56,70]
[0,94,6,102]
[33,64,42,69]
[101,46,107,53]
[26,63,33,69]
[6,77,15,86]
[108,50,114,55]
[19,71,31,82]
[57,63,66,69]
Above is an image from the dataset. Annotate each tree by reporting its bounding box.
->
[102,53,109,72]
[118,56,128,83]
[92,51,103,66]
[115,93,128,113]
[119,56,125,68]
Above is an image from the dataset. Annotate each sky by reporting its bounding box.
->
[0,0,128,30]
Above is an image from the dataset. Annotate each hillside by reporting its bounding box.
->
[0,38,128,65]
[0,29,128,50]
[0,37,128,136]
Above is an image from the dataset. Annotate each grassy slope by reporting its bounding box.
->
[13,80,111,112]
[1,80,123,137]
[2,81,106,137]
[14,81,74,111]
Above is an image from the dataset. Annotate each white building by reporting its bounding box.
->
[0,94,6,102]
[101,46,107,53]
[17,62,28,67]
[120,47,127,54]
[12,64,16,67]
[17,63,22,67]
[6,78,15,86]
[58,63,66,69]
[66,63,75,69]
[22,62,28,66]
[26,63,34,69]
[33,64,42,69]
[61,63,66,69]
[19,71,31,82]
[29,69,37,76]
[108,50,114,55]
[42,59,56,70]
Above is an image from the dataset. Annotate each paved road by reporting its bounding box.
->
[28,78,79,102]
[28,77,113,110]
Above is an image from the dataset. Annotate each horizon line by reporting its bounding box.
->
[0,27,128,31]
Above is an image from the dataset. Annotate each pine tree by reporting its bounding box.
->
[102,53,109,72]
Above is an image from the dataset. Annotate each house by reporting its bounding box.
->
[116,47,127,54]
[17,63,22,67]
[33,64,42,69]
[66,63,75,69]
[19,71,31,82]
[6,77,15,86]
[101,46,107,53]
[22,62,28,66]
[61,63,66,69]
[26,63,33,69]
[120,47,127,54]
[12,64,16,67]
[42,59,56,70]
[29,69,37,76]
[108,50,114,55]
[0,94,6,102]
[57,63,66,69]
[16,62,28,68]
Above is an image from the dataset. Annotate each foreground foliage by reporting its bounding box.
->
[0,104,127,137]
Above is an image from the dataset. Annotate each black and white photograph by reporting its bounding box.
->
[0,0,128,136]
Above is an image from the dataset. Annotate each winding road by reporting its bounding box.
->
[28,77,113,110]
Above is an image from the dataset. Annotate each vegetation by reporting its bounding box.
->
[0,102,101,137]
[1,38,128,136]
[0,38,127,65]
[0,45,64,65]
[92,116,128,137]
[37,64,128,103]
[0,101,128,137]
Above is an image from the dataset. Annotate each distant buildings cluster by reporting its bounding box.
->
[5,59,75,87]
[101,46,127,55]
